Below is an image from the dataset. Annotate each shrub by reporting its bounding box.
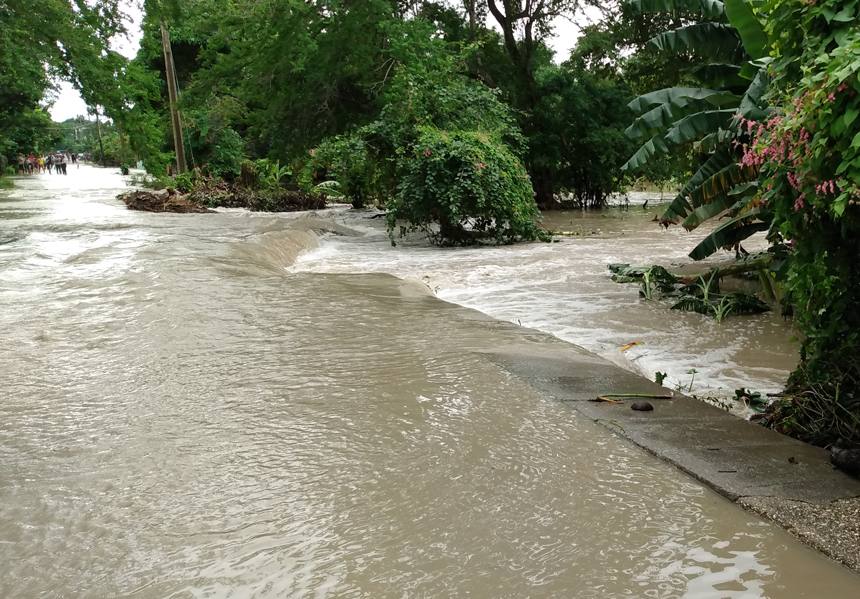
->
[388,127,547,245]
[303,135,379,208]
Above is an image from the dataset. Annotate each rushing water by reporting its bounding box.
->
[0,167,856,597]
[292,198,797,401]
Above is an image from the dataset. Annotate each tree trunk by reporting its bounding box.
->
[531,167,555,209]
[95,110,106,168]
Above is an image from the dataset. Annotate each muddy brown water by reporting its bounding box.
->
[0,168,856,597]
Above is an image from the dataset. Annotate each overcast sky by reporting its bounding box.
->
[48,4,597,122]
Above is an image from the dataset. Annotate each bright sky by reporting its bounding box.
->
[48,2,143,122]
[48,4,598,122]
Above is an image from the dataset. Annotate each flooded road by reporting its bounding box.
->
[0,168,856,597]
[293,199,797,400]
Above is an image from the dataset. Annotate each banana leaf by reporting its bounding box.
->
[671,296,715,315]
[621,134,673,171]
[682,194,734,230]
[681,186,757,230]
[693,128,736,152]
[723,0,769,59]
[625,93,741,140]
[661,147,736,220]
[738,70,770,120]
[687,162,759,207]
[664,109,736,145]
[626,0,727,20]
[693,63,749,88]
[649,23,744,62]
[628,87,730,113]
[688,208,770,260]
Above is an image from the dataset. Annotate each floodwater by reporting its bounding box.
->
[293,197,797,400]
[0,167,856,598]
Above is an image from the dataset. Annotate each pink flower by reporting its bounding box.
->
[424,149,431,157]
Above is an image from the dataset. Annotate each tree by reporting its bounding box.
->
[0,0,127,161]
[484,0,585,206]
[306,51,547,245]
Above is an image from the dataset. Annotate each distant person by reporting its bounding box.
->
[59,154,67,175]
[37,154,45,174]
[17,153,24,174]
[46,153,53,174]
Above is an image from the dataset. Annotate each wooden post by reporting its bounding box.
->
[160,20,187,174]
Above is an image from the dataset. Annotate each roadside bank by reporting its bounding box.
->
[442,303,860,573]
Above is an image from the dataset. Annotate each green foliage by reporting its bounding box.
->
[734,388,766,410]
[622,0,772,260]
[530,65,638,207]
[388,127,547,245]
[0,0,124,160]
[172,171,198,193]
[183,111,244,178]
[610,263,770,321]
[304,135,379,209]
[743,0,860,416]
[247,159,291,191]
[304,58,545,245]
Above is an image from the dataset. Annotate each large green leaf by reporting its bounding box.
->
[737,69,770,120]
[625,92,741,140]
[628,87,730,113]
[723,0,768,59]
[688,208,770,260]
[682,194,735,230]
[662,147,736,219]
[626,0,727,20]
[664,109,736,144]
[682,183,757,230]
[693,63,749,88]
[621,134,673,171]
[649,23,744,62]
[693,128,736,152]
[688,162,759,207]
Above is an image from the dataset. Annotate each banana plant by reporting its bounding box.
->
[622,0,773,260]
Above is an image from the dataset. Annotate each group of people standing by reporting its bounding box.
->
[17,152,79,175]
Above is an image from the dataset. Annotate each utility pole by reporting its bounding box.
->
[160,21,186,174]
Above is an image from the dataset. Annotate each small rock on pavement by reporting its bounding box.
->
[831,449,860,477]
[631,400,654,411]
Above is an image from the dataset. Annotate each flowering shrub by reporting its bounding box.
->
[742,0,860,444]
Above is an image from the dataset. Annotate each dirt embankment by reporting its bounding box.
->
[120,189,215,213]
[120,178,328,214]
[187,179,326,212]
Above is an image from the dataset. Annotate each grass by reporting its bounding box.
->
[0,176,14,190]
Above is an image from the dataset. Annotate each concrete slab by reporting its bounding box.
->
[484,345,860,504]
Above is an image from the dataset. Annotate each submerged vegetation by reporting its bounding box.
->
[3,0,860,448]
[609,262,770,322]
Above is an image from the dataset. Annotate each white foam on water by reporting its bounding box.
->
[291,206,797,402]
